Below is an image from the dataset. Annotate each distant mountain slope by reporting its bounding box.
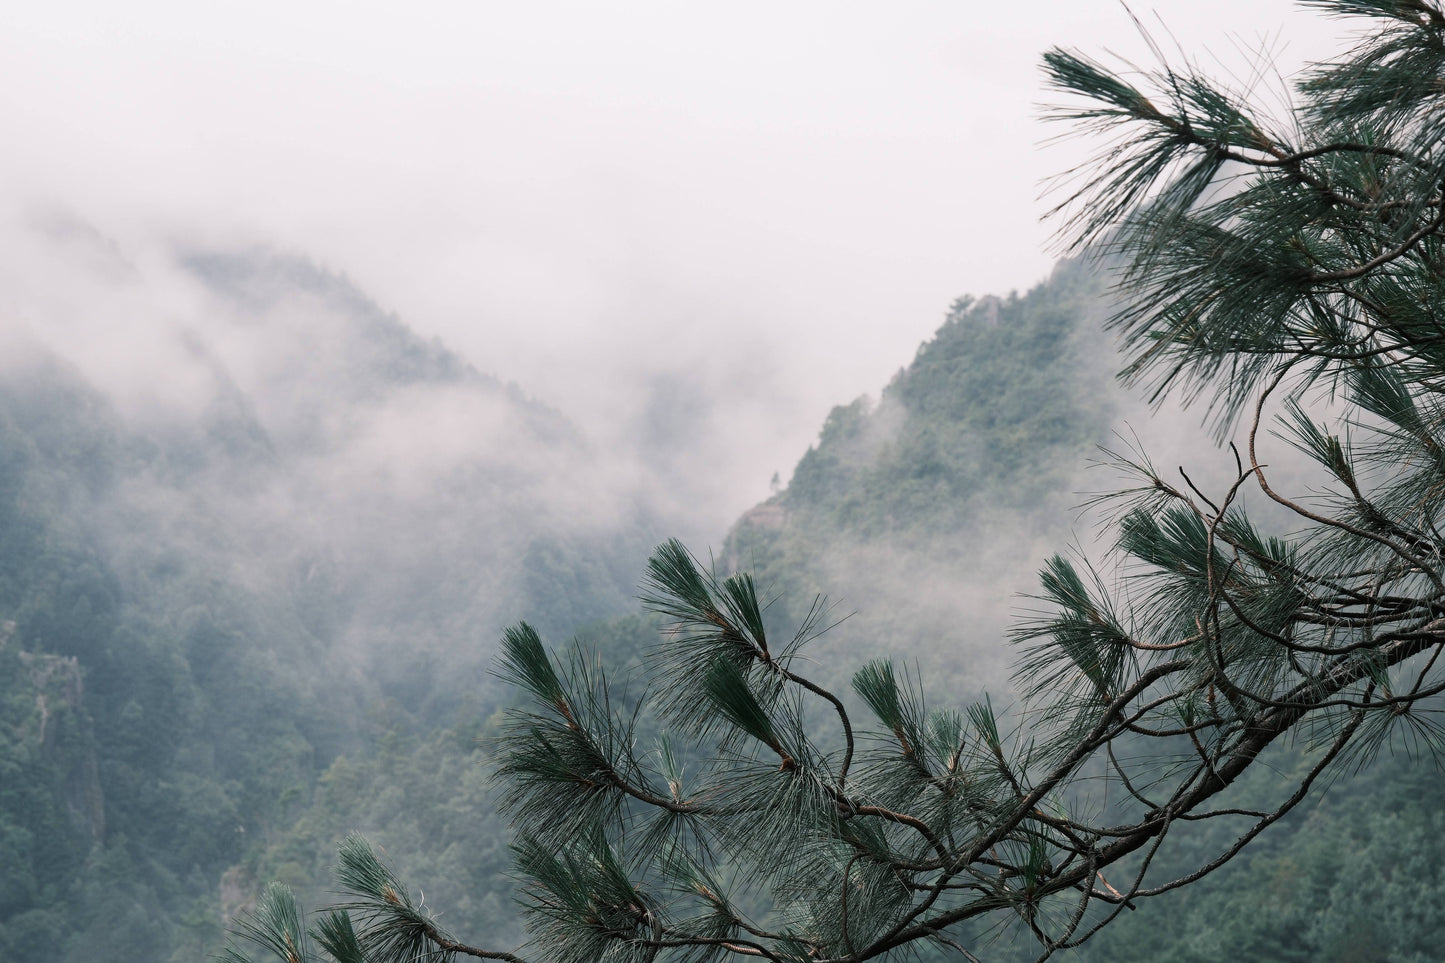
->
[725,258,1116,696]
[14,224,1419,963]
[718,256,1445,963]
[220,260,1122,962]
[142,245,1445,963]
[0,224,666,963]
[786,258,1110,537]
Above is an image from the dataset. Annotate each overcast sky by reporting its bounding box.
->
[0,1,1348,517]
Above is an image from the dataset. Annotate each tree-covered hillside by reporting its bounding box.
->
[0,249,1174,962]
[0,238,666,962]
[715,252,1445,961]
[9,226,1445,961]
[725,258,1117,699]
[226,257,1135,962]
[784,259,1110,535]
[253,247,1445,963]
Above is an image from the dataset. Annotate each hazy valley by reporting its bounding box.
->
[3,210,1443,963]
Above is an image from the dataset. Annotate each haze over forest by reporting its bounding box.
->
[3,4,1437,963]
[0,0,1341,520]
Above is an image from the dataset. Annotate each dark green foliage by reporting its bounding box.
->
[499,623,569,709]
[782,262,1112,540]
[327,835,444,963]
[1018,555,1131,703]
[702,658,779,748]
[313,912,366,963]
[851,660,917,738]
[217,882,315,963]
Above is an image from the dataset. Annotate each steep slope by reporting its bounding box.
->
[725,258,1117,698]
[10,222,1427,962]
[219,259,1122,960]
[0,224,666,962]
[718,256,1445,962]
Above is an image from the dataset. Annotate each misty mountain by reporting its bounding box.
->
[0,225,672,962]
[724,257,1117,698]
[1,241,1128,962]
[712,257,1445,962]
[214,256,1131,963]
[5,227,1431,963]
[11,226,670,671]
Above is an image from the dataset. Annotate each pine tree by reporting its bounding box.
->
[222,2,1445,960]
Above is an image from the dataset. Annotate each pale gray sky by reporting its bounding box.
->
[0,0,1346,522]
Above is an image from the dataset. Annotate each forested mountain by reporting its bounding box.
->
[5,224,1444,962]
[229,257,1132,960]
[723,257,1116,701]
[0,227,668,962]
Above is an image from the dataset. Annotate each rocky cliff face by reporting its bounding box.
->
[1,618,105,848]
